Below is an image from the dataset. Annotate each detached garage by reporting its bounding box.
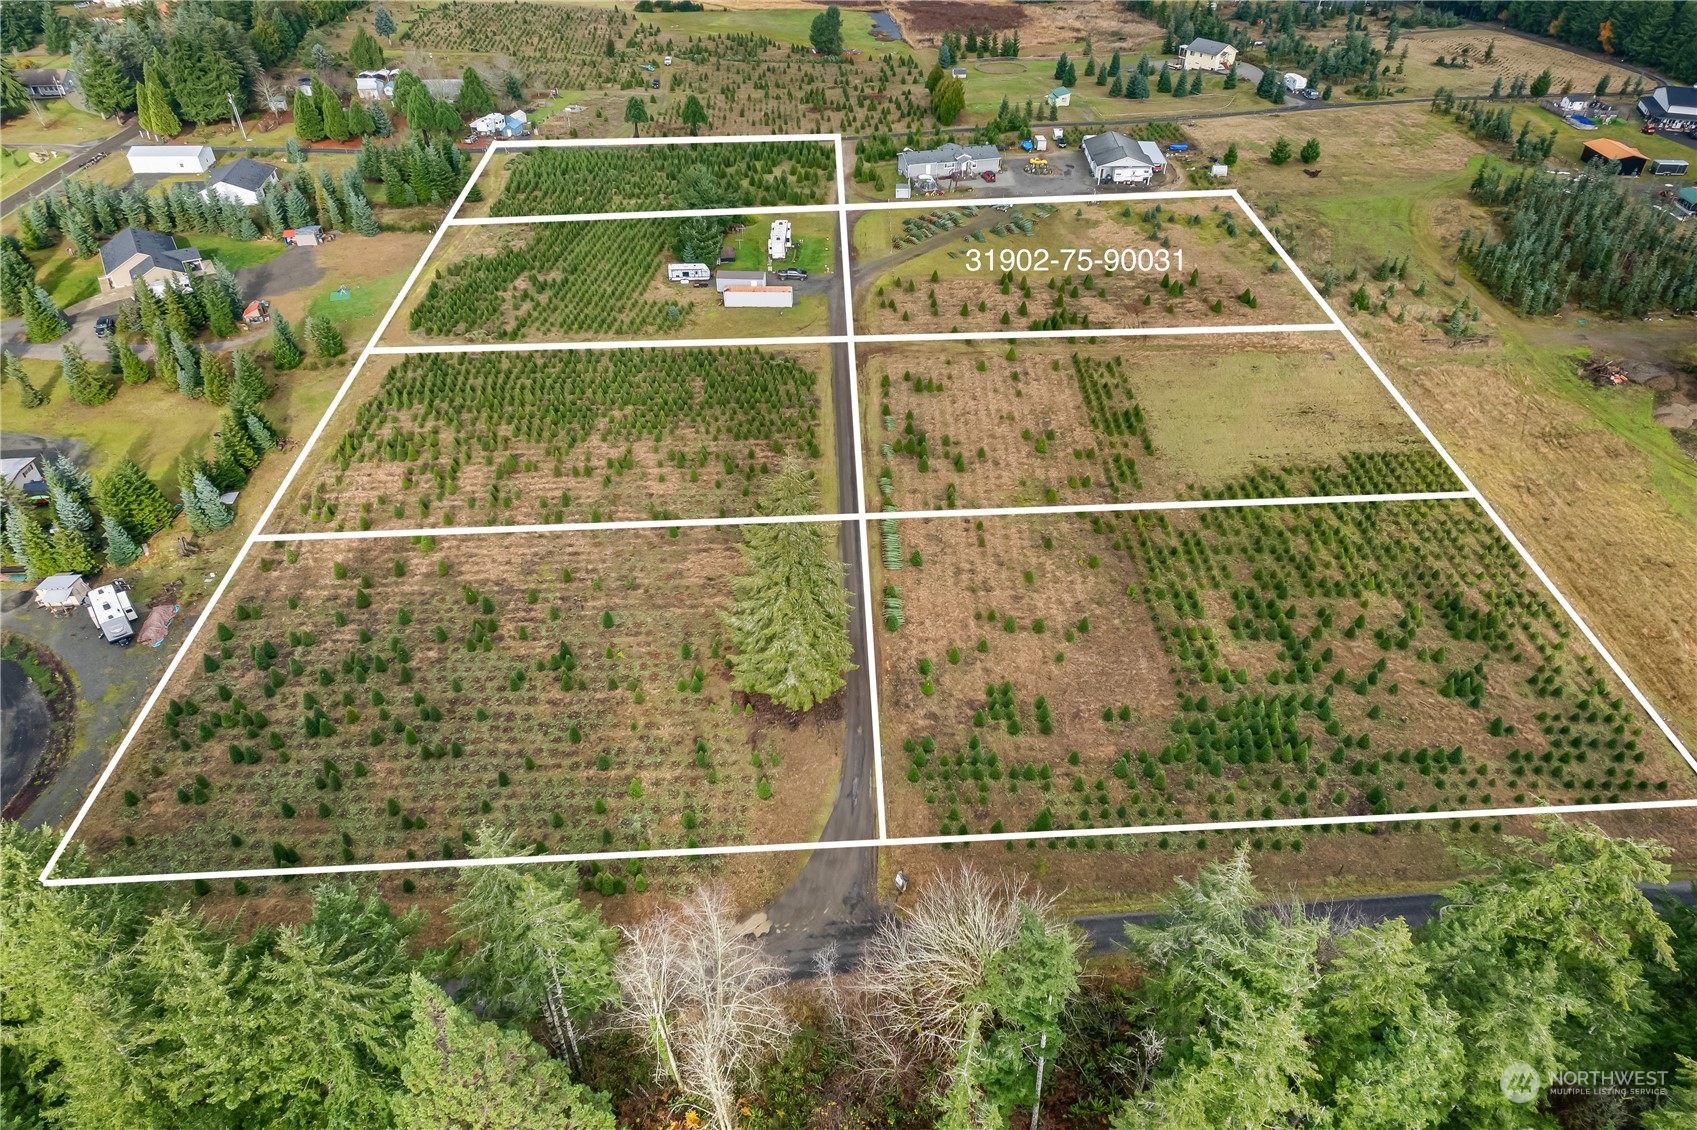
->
[126,144,215,176]
[1581,139,1648,176]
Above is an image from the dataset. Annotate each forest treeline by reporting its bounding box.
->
[4,817,1695,1129]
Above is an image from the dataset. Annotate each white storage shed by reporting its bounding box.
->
[126,145,215,176]
[724,285,793,308]
[715,270,767,292]
[34,573,89,611]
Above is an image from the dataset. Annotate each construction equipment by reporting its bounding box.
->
[1025,156,1050,174]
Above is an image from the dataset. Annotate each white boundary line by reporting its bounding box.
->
[262,491,1477,544]
[835,136,888,840]
[36,141,502,887]
[452,202,845,226]
[851,189,1241,211]
[44,797,1697,887]
[1228,188,1697,776]
[40,163,1696,886]
[366,335,847,355]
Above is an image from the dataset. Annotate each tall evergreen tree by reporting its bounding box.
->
[457,67,494,117]
[179,465,233,534]
[725,469,854,711]
[138,61,179,140]
[61,343,114,406]
[22,285,68,343]
[320,85,350,142]
[231,349,271,406]
[306,315,345,358]
[98,458,174,540]
[393,975,615,1130]
[293,89,325,142]
[201,349,232,405]
[349,26,385,71]
[102,515,140,565]
[374,4,397,41]
[72,39,134,118]
[18,514,60,578]
[269,312,304,370]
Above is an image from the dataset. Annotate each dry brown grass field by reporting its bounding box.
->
[858,334,1451,512]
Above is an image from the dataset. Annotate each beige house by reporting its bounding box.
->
[1179,37,1237,72]
[99,228,206,294]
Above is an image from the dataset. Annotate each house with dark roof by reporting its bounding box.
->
[1179,37,1237,71]
[1582,138,1648,176]
[895,142,1002,181]
[15,68,73,99]
[202,158,280,206]
[98,228,205,294]
[1638,85,1697,134]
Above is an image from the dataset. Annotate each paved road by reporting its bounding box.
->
[1075,881,1697,955]
[0,121,141,218]
[761,231,881,972]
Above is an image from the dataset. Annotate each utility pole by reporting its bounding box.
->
[226,92,248,141]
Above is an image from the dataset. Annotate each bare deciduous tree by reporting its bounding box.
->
[613,886,793,1130]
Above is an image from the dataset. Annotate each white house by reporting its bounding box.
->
[768,219,792,262]
[15,68,72,99]
[724,285,793,309]
[1179,37,1237,71]
[1081,131,1164,185]
[126,144,215,176]
[1045,86,1071,108]
[895,142,1001,181]
[202,157,280,206]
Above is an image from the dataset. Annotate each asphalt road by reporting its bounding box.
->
[761,231,881,972]
[1075,881,1697,955]
[0,121,141,218]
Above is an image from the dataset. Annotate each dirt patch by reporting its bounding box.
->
[76,527,845,879]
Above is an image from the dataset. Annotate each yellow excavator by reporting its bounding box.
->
[1025,156,1050,174]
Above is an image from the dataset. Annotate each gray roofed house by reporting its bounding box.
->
[1081,131,1163,184]
[896,142,1002,181]
[202,157,281,206]
[1638,86,1697,134]
[98,228,205,294]
[15,68,72,98]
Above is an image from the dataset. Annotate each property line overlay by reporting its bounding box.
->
[835,134,889,841]
[1227,188,1695,774]
[43,797,1697,888]
[35,140,502,887]
[38,146,1695,887]
[262,491,1480,545]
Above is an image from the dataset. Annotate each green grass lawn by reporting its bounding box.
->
[191,234,288,272]
[1,147,68,200]
[723,214,835,274]
[28,246,103,310]
[308,264,407,343]
[0,99,124,146]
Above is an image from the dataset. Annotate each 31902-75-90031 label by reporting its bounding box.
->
[963,246,1185,274]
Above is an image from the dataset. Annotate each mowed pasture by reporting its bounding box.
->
[871,498,1693,850]
[77,528,846,881]
[859,335,1455,512]
[461,139,839,219]
[855,199,1321,335]
[394,213,835,345]
[271,345,833,534]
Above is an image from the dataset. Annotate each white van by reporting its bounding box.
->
[667,263,711,284]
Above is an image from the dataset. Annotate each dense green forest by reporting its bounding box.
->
[4,817,1695,1129]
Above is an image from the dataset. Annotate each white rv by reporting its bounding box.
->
[667,262,711,284]
[87,579,139,645]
